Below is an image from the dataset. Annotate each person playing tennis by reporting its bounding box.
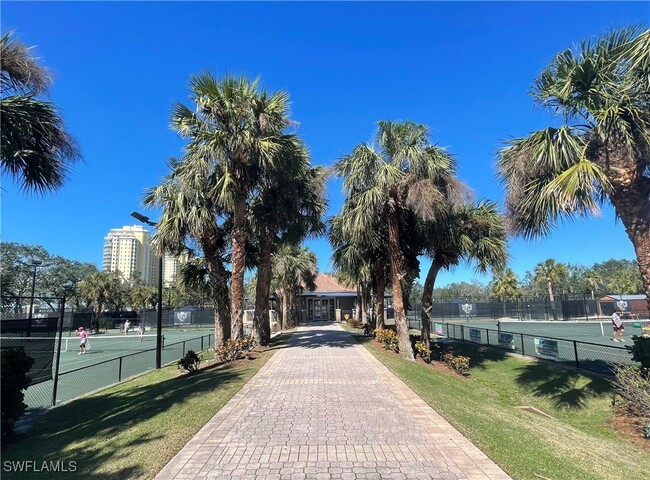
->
[611,310,625,342]
[77,326,89,355]
[137,323,145,341]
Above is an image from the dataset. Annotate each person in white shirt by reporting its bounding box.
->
[611,310,625,342]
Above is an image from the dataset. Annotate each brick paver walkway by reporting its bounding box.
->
[156,323,511,480]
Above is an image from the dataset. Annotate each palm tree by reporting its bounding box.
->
[143,158,232,349]
[496,27,650,311]
[419,201,508,349]
[130,283,157,323]
[171,73,294,339]
[534,259,568,320]
[1,32,80,193]
[584,270,604,300]
[250,140,326,345]
[337,121,458,360]
[491,268,520,316]
[79,271,120,331]
[272,245,318,329]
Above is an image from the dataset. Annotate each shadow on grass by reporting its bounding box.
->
[2,334,290,479]
[514,361,611,410]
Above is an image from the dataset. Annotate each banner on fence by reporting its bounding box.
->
[458,303,476,318]
[534,337,559,359]
[434,323,443,335]
[469,328,482,343]
[498,332,515,350]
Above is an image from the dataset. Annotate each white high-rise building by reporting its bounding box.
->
[102,225,158,284]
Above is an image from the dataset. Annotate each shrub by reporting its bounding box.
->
[346,316,362,328]
[449,355,471,376]
[611,363,650,418]
[363,323,375,337]
[215,336,257,363]
[415,341,431,363]
[441,352,470,376]
[376,329,399,352]
[628,335,650,371]
[1,348,34,442]
[178,350,202,374]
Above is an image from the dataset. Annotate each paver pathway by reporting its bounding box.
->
[156,323,511,480]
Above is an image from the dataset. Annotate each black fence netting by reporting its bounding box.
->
[1,298,61,385]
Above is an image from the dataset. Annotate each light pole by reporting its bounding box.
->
[131,211,163,369]
[27,260,43,321]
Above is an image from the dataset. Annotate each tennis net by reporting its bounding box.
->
[62,334,160,352]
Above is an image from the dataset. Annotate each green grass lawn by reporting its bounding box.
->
[341,324,649,480]
[2,333,292,480]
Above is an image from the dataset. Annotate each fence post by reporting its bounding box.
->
[573,341,580,369]
[486,328,490,346]
[183,341,186,356]
[461,326,465,341]
[51,294,66,407]
[521,334,525,356]
[201,336,204,351]
[119,357,123,382]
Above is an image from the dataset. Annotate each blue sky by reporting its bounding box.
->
[2,2,647,286]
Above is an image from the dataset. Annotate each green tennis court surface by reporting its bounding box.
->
[8,329,215,410]
[455,319,650,345]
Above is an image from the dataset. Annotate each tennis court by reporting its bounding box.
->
[3,329,215,410]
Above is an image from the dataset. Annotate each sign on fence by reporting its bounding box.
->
[534,338,559,359]
[434,323,443,335]
[469,328,482,343]
[458,303,476,318]
[498,332,515,350]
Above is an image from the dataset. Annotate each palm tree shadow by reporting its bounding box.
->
[515,362,611,409]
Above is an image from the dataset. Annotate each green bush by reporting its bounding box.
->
[442,352,470,376]
[177,350,202,374]
[628,335,650,371]
[215,335,257,363]
[346,316,362,328]
[1,348,34,442]
[375,329,399,352]
[414,341,431,363]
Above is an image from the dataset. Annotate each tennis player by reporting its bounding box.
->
[77,327,88,355]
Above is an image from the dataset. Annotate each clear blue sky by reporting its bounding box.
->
[2,2,647,286]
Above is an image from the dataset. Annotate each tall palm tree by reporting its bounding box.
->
[272,245,318,329]
[584,270,604,300]
[171,73,293,339]
[534,259,568,320]
[130,283,157,322]
[496,27,650,311]
[0,32,80,193]
[143,158,232,349]
[337,121,457,360]
[491,268,520,316]
[250,140,326,345]
[419,201,508,348]
[79,271,120,331]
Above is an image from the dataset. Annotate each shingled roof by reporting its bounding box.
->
[311,274,356,293]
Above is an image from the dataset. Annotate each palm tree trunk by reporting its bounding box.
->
[230,191,247,339]
[282,290,289,330]
[547,278,558,320]
[420,259,443,350]
[388,196,415,361]
[354,285,361,322]
[209,264,231,351]
[609,186,650,313]
[374,263,385,331]
[254,234,273,345]
[361,283,368,324]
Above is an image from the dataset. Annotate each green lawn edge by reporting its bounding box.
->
[2,332,294,480]
[340,324,649,480]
